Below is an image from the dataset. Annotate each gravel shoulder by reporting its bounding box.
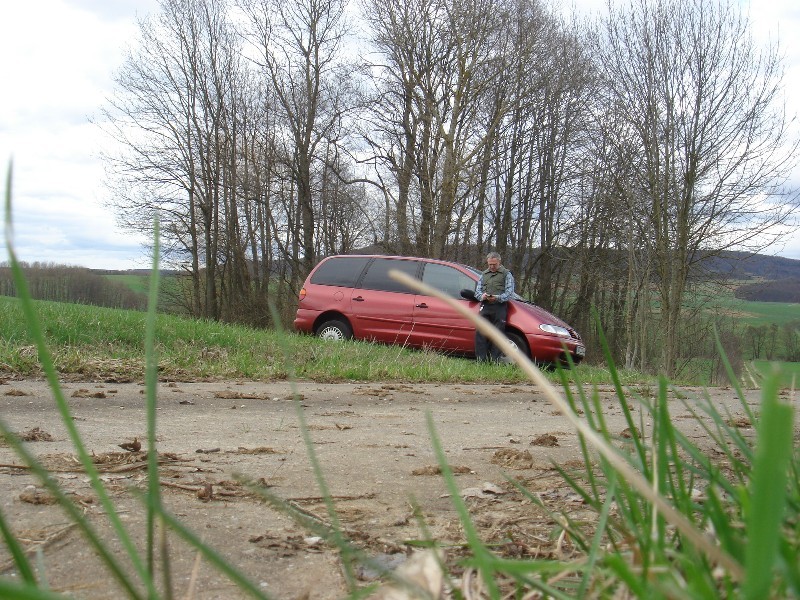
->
[0,377,762,598]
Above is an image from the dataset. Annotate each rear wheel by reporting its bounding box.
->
[316,319,353,341]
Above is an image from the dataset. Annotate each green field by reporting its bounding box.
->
[751,359,800,389]
[104,273,150,295]
[708,285,800,326]
[104,272,182,307]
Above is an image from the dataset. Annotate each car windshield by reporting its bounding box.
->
[461,263,526,302]
[463,265,481,277]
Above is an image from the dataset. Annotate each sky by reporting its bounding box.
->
[1,0,799,271]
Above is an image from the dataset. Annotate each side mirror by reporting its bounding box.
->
[460,288,477,301]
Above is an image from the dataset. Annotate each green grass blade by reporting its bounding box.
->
[268,302,359,591]
[712,326,749,408]
[704,485,744,563]
[592,309,649,473]
[557,369,604,501]
[291,396,360,589]
[651,378,670,548]
[241,480,430,599]
[578,474,618,597]
[0,580,66,600]
[426,411,501,598]
[144,219,165,593]
[743,366,794,600]
[3,160,153,597]
[0,418,142,598]
[778,535,800,595]
[148,502,272,600]
[604,552,650,597]
[473,557,576,599]
[0,499,37,584]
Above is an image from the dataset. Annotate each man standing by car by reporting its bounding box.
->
[474,252,515,361]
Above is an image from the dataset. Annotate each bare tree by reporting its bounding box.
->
[362,0,521,259]
[499,10,596,309]
[239,0,361,279]
[102,0,244,320]
[359,0,431,254]
[593,0,799,375]
[99,0,800,362]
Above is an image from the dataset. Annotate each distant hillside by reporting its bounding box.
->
[351,245,800,283]
[699,252,800,303]
[698,251,800,281]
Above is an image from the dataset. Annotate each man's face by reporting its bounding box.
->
[487,257,500,272]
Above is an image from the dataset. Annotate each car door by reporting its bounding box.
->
[349,258,421,344]
[410,262,479,353]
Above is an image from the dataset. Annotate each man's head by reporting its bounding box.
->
[486,251,501,272]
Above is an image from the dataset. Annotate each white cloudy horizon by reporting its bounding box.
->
[1,0,158,270]
[1,0,799,271]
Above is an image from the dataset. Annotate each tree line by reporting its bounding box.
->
[736,279,800,304]
[0,264,146,310]
[743,321,800,364]
[101,0,799,376]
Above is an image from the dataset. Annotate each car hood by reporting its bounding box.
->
[510,299,577,332]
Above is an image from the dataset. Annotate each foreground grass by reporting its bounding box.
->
[0,295,643,386]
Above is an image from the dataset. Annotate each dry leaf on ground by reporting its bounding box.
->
[369,549,445,600]
[411,465,472,476]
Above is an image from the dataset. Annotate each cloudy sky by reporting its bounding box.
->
[1,0,799,270]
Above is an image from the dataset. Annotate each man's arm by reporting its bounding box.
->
[475,276,485,300]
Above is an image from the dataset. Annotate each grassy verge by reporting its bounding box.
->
[0,295,647,386]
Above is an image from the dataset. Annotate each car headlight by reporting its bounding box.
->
[539,324,571,337]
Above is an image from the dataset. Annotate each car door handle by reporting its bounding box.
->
[353,296,365,302]
[415,303,428,308]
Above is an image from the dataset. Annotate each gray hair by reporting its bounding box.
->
[486,251,501,262]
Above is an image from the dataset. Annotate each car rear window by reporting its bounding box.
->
[359,258,421,293]
[310,256,371,287]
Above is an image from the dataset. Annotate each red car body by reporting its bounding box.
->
[293,255,585,365]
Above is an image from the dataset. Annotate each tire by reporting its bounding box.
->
[316,319,353,341]
[502,331,529,361]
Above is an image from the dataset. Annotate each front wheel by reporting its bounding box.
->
[502,331,529,361]
[316,319,353,341]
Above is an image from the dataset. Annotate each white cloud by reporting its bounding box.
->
[0,0,156,269]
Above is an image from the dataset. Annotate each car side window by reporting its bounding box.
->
[359,258,420,293]
[421,263,476,298]
[310,257,371,287]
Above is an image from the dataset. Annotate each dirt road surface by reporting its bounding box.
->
[0,377,762,599]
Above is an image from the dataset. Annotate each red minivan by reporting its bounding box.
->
[293,255,585,366]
